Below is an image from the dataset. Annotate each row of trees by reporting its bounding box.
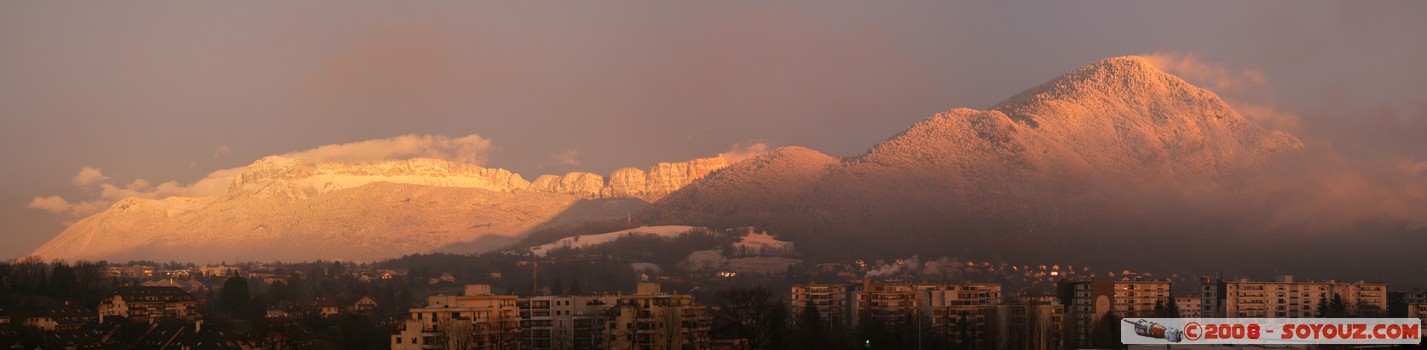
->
[0,257,111,308]
[713,287,994,350]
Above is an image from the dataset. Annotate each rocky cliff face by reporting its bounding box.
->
[29,153,739,262]
[529,156,733,201]
[601,168,650,198]
[530,172,606,198]
[226,157,533,201]
[219,152,737,202]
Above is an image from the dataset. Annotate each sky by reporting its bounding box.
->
[3,1,1425,260]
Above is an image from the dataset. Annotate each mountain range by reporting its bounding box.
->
[30,56,1422,280]
[30,153,730,262]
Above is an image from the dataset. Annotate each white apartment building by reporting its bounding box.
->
[392,284,523,350]
[519,294,619,350]
[1201,275,1388,318]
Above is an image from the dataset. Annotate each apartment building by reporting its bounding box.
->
[1174,295,1202,318]
[992,296,1064,350]
[1201,275,1388,318]
[520,294,619,350]
[790,283,852,326]
[603,282,710,350]
[1407,303,1427,338]
[392,284,523,350]
[1402,289,1427,304]
[1060,277,1171,348]
[918,282,1003,348]
[97,286,200,323]
[850,282,1001,327]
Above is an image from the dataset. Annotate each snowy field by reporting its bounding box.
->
[528,225,696,257]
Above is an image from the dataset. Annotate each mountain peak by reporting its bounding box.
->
[993,55,1198,113]
[861,55,1300,182]
[1061,55,1170,84]
[1086,55,1160,74]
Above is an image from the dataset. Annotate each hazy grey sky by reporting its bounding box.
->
[3,1,1425,260]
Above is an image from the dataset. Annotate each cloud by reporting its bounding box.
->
[211,144,231,158]
[1404,160,1427,177]
[1144,52,1303,133]
[1229,103,1303,134]
[716,142,770,163]
[29,134,493,221]
[1143,52,1266,95]
[551,148,580,167]
[1135,54,1426,229]
[26,195,108,218]
[279,134,493,165]
[1236,147,1427,231]
[26,196,73,215]
[71,167,110,187]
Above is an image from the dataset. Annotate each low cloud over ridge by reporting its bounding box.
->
[27,134,493,220]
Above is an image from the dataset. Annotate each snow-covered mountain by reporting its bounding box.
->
[30,154,736,262]
[35,56,1353,266]
[642,56,1311,263]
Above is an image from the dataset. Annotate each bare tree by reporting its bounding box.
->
[715,287,788,349]
[660,300,685,350]
[438,316,476,350]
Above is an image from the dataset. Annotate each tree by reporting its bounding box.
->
[569,279,582,296]
[551,277,565,296]
[48,262,77,299]
[792,300,834,350]
[1164,297,1181,318]
[1090,312,1121,349]
[715,286,789,349]
[659,300,689,350]
[1327,293,1349,317]
[333,314,386,350]
[438,316,476,350]
[220,275,252,316]
[956,312,973,350]
[1012,298,1046,350]
[1354,300,1385,317]
[899,313,935,350]
[1317,294,1331,317]
[855,315,893,350]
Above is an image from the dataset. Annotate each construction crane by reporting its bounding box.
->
[516,255,603,295]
